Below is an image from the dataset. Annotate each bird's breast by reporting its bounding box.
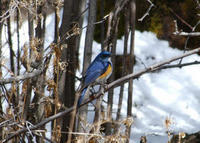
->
[97,64,112,82]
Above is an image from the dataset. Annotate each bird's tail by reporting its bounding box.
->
[78,87,87,106]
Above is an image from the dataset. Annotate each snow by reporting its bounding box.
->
[1,12,200,143]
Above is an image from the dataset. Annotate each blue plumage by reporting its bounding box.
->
[78,51,112,106]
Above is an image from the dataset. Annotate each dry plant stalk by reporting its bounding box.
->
[178,132,186,143]
[52,125,61,142]
[165,116,173,143]
[51,1,62,140]
[51,44,62,141]
[75,115,133,143]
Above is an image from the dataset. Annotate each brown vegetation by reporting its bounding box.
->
[0,0,200,143]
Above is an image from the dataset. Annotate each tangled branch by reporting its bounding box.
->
[3,47,200,142]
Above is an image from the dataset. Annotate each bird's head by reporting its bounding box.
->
[97,51,111,61]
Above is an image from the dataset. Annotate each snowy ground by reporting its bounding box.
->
[2,12,200,143]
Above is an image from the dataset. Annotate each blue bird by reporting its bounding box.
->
[78,51,112,106]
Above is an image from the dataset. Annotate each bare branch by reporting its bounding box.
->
[0,69,43,85]
[173,31,200,36]
[173,12,200,63]
[158,61,200,70]
[138,0,154,22]
[3,47,200,142]
[173,32,200,37]
[0,49,52,85]
[174,20,200,37]
[169,8,193,30]
[194,0,200,9]
[0,1,19,23]
[104,0,130,49]
[108,47,200,89]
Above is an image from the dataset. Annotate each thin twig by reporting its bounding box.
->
[157,61,200,70]
[0,0,19,23]
[136,56,148,69]
[173,17,200,64]
[169,8,193,30]
[138,0,154,21]
[174,20,200,36]
[26,121,34,138]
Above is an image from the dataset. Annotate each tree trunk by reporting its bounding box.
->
[6,7,19,123]
[104,0,128,135]
[76,0,86,54]
[100,0,105,50]
[83,0,97,75]
[7,13,15,75]
[16,7,20,106]
[59,0,85,142]
[115,5,129,133]
[78,0,97,134]
[105,18,119,135]
[31,4,46,142]
[126,0,136,142]
[0,1,3,140]
[22,3,34,122]
[51,3,61,142]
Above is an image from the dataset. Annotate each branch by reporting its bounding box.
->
[156,61,200,70]
[0,1,19,23]
[3,47,200,142]
[194,0,200,9]
[0,69,42,84]
[173,31,200,37]
[138,0,154,22]
[169,8,193,30]
[0,46,52,85]
[104,0,129,50]
[107,47,200,89]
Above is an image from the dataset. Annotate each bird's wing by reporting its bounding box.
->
[83,61,109,87]
[78,87,87,106]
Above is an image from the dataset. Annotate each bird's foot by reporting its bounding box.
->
[89,95,97,109]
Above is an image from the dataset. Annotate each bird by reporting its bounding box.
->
[78,51,112,106]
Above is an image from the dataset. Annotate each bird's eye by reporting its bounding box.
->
[102,54,110,58]
[102,55,106,57]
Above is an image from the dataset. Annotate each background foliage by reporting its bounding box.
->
[94,0,200,50]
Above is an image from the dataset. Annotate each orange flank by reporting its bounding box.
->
[98,64,112,79]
